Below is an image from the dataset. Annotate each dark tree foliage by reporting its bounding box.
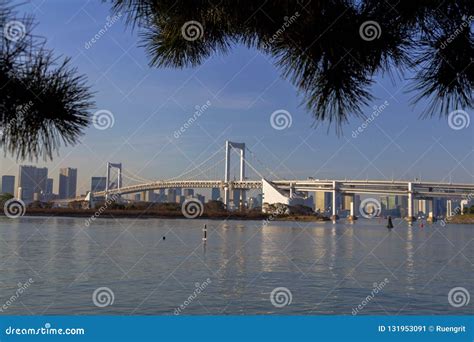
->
[0,1,94,160]
[107,0,473,130]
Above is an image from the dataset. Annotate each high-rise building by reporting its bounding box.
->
[314,191,332,213]
[416,199,427,215]
[197,194,205,204]
[342,194,353,210]
[18,166,48,201]
[46,178,53,194]
[155,188,166,203]
[1,175,15,195]
[176,195,185,204]
[211,188,220,201]
[232,189,241,208]
[59,168,77,199]
[183,189,194,197]
[434,198,446,217]
[167,189,177,203]
[91,177,107,193]
[398,196,408,217]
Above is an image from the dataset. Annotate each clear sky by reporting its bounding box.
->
[1,0,473,195]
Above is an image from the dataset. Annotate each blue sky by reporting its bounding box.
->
[1,0,473,195]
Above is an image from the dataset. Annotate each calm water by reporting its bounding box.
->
[0,216,472,315]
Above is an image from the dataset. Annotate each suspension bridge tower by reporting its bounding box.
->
[224,141,246,209]
[105,162,123,200]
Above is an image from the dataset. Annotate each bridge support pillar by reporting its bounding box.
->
[405,182,416,222]
[105,162,122,201]
[224,141,246,209]
[427,198,437,222]
[347,195,357,221]
[331,181,339,220]
[460,200,468,215]
[446,199,453,218]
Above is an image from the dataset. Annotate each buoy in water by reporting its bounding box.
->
[162,236,166,240]
[386,216,394,229]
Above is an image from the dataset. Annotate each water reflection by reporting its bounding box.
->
[0,217,471,315]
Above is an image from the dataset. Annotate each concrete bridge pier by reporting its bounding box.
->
[427,198,437,222]
[405,182,416,222]
[224,141,245,209]
[331,181,339,220]
[446,199,453,218]
[347,195,357,221]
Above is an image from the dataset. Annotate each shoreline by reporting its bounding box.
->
[445,214,474,224]
[4,208,330,222]
[2,209,471,224]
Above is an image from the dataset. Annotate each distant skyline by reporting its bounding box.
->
[0,0,472,196]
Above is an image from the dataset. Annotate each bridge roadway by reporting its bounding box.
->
[91,179,474,199]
